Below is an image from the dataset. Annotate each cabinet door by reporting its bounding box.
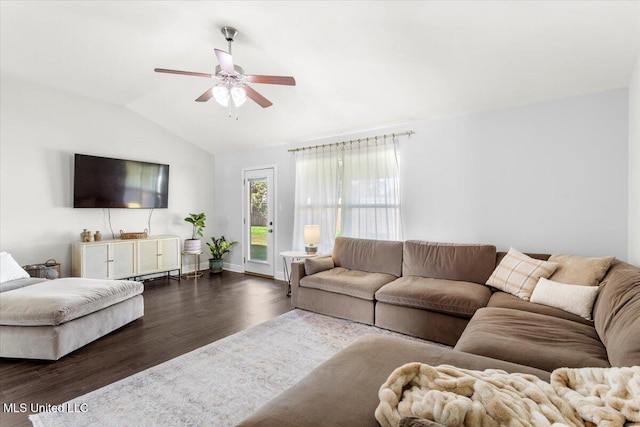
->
[83,244,109,279]
[159,237,180,270]
[137,240,160,275]
[110,241,136,279]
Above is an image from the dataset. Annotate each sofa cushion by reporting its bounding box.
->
[299,267,396,300]
[304,255,334,276]
[548,254,614,286]
[487,291,592,326]
[593,268,640,367]
[0,277,47,293]
[600,258,637,283]
[496,251,550,265]
[237,335,549,427]
[486,247,558,301]
[402,241,496,284]
[0,278,144,326]
[529,278,600,320]
[454,307,609,372]
[333,237,403,277]
[375,276,491,318]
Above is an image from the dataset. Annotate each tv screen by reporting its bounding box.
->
[73,154,169,208]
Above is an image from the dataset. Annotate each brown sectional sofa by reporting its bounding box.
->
[238,237,640,427]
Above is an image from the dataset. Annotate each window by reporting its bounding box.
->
[293,138,402,252]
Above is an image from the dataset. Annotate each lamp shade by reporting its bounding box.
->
[230,85,247,106]
[212,84,230,106]
[304,225,320,253]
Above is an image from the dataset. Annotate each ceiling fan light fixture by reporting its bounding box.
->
[212,83,230,106]
[231,85,247,106]
[155,25,295,111]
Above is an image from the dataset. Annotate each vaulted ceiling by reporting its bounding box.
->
[2,1,639,154]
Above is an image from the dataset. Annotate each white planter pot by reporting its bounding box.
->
[184,239,201,253]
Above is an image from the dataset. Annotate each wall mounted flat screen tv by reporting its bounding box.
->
[73,154,169,208]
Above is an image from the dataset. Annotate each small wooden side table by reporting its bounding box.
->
[181,250,203,279]
[280,250,317,296]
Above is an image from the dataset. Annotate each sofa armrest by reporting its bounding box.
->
[290,260,306,308]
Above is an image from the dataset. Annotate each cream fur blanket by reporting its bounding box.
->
[375,364,640,427]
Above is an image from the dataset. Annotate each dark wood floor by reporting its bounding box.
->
[0,272,292,427]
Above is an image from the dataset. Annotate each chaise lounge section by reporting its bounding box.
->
[240,237,640,426]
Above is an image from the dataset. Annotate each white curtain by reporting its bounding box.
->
[340,138,402,241]
[293,137,403,252]
[292,145,340,253]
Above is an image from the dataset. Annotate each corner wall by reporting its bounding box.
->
[0,75,215,275]
[629,54,640,265]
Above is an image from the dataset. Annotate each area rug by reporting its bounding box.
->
[30,309,438,427]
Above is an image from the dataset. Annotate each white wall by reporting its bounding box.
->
[629,54,640,265]
[213,149,295,279]
[0,75,215,276]
[214,89,629,271]
[401,89,628,257]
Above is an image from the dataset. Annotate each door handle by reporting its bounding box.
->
[268,229,273,233]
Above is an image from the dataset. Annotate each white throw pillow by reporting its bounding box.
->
[486,247,558,301]
[530,277,600,320]
[0,252,30,283]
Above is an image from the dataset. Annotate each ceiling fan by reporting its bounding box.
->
[154,26,295,110]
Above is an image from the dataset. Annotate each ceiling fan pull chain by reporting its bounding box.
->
[226,96,240,120]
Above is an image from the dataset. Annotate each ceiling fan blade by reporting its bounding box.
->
[214,49,235,74]
[195,87,213,102]
[244,85,273,108]
[154,68,214,78]
[245,75,296,86]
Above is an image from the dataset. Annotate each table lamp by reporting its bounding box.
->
[304,225,320,254]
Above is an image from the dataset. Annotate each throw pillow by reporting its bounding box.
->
[304,256,334,276]
[0,252,30,283]
[485,247,558,301]
[530,277,600,320]
[548,254,614,286]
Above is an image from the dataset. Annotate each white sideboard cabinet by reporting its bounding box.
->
[73,235,180,280]
[136,237,180,276]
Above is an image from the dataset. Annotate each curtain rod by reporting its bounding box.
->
[287,130,415,153]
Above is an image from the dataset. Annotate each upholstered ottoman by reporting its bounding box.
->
[0,278,144,360]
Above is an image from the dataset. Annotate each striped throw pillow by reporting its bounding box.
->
[486,247,558,300]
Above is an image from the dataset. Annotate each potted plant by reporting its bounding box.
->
[207,236,238,273]
[184,212,206,252]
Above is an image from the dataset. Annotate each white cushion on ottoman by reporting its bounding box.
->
[0,278,143,326]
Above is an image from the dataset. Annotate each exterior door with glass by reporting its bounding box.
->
[243,168,275,277]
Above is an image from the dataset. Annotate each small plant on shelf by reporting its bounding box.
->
[184,212,206,252]
[207,236,238,273]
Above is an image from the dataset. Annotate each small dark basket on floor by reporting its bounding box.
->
[23,259,61,279]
